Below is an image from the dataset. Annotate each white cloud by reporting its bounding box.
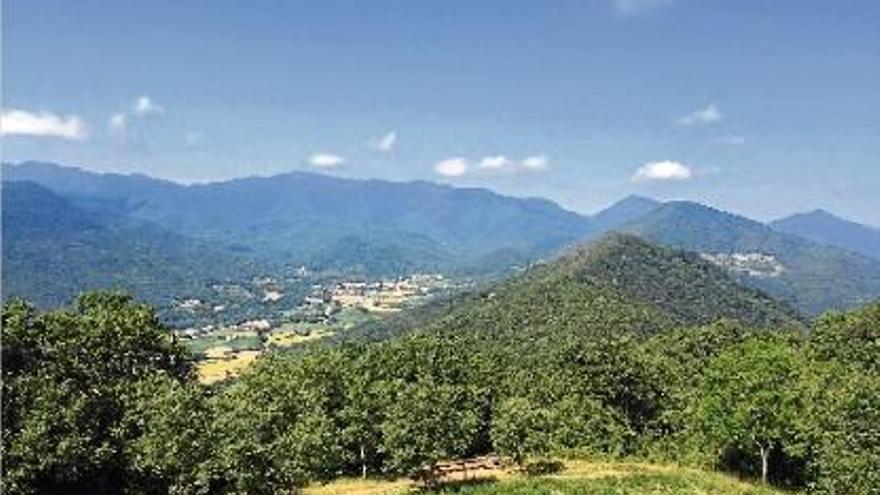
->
[369,131,397,152]
[308,153,345,168]
[434,158,468,177]
[613,0,673,15]
[477,155,510,170]
[677,103,722,126]
[522,155,549,171]
[631,160,692,181]
[1,109,88,140]
[107,96,164,144]
[132,95,165,116]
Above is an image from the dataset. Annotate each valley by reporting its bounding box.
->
[178,272,466,383]
[4,162,880,319]
[4,4,878,494]
[2,163,879,495]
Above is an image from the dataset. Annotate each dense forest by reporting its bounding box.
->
[3,237,878,494]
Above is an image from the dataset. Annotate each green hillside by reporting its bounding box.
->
[4,254,877,494]
[620,201,880,315]
[386,234,803,341]
[1,181,263,309]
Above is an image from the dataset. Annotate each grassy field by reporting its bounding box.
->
[303,461,788,495]
[197,349,261,384]
[185,328,262,356]
[267,324,334,347]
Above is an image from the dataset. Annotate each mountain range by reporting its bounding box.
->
[771,209,880,261]
[1,181,262,308]
[617,201,880,315]
[3,161,879,316]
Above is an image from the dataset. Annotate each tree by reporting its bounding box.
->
[547,396,630,456]
[210,351,346,494]
[491,397,553,468]
[807,371,880,494]
[118,375,214,495]
[810,302,879,373]
[380,380,479,486]
[340,350,388,479]
[1,292,195,494]
[696,336,805,485]
[802,305,880,494]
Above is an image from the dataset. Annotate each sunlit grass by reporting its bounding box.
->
[196,349,261,384]
[302,460,790,495]
[267,327,334,347]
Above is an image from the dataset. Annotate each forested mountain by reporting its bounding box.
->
[771,209,880,261]
[619,201,880,315]
[1,181,261,308]
[349,234,802,344]
[2,162,594,266]
[5,161,880,316]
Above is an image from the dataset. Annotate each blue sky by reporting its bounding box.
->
[3,0,879,224]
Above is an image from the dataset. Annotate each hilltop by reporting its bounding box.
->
[590,194,661,232]
[353,233,802,344]
[771,208,880,261]
[619,201,880,315]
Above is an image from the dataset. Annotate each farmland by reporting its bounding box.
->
[181,273,465,383]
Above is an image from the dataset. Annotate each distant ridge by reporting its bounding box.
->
[4,161,880,315]
[591,194,661,232]
[2,161,594,267]
[1,180,261,308]
[620,201,880,315]
[771,209,880,261]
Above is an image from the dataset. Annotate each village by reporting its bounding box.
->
[174,272,463,384]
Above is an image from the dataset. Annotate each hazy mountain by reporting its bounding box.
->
[3,162,594,266]
[591,194,661,232]
[771,209,880,261]
[620,201,880,315]
[5,162,880,316]
[1,181,261,308]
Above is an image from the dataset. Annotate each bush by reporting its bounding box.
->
[523,459,565,476]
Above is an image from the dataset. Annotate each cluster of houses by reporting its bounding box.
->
[300,274,447,315]
[701,252,786,278]
[175,273,455,342]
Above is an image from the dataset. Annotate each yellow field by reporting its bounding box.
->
[197,350,261,384]
[267,326,334,347]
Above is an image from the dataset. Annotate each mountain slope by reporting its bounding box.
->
[3,162,594,268]
[1,181,260,308]
[591,194,661,232]
[620,201,880,315]
[358,234,802,344]
[771,209,880,260]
